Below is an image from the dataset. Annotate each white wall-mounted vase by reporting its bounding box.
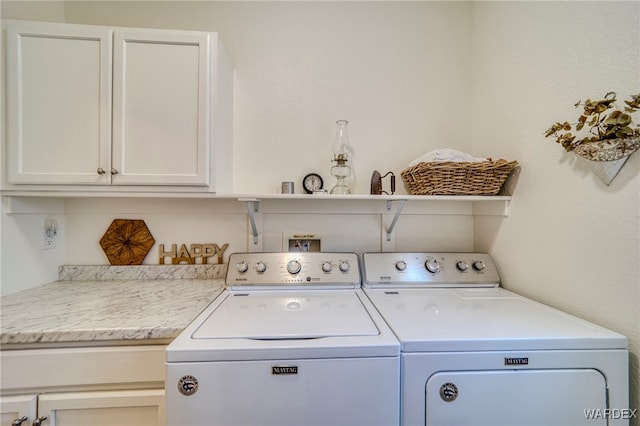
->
[573,137,640,186]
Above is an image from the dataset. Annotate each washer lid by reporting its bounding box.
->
[192,291,379,340]
[364,287,628,352]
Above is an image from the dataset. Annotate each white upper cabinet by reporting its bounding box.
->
[4,20,233,192]
[112,29,210,186]
[6,21,113,185]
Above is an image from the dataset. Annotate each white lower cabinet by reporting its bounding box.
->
[0,346,166,426]
[0,394,37,425]
[41,389,164,426]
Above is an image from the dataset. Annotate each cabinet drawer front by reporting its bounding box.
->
[0,346,166,392]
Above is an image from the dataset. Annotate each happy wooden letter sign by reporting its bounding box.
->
[159,243,229,265]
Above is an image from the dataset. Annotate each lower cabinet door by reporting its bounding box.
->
[0,394,38,425]
[38,389,165,426]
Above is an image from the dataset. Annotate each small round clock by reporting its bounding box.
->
[302,173,324,194]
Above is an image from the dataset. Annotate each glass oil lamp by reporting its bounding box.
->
[330,120,353,194]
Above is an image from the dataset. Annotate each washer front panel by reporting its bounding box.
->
[167,356,400,426]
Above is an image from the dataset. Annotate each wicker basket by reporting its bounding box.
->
[401,159,519,195]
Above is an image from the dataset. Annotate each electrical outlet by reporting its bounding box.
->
[41,227,56,250]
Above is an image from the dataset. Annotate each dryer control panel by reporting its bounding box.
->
[362,252,500,288]
[226,252,360,289]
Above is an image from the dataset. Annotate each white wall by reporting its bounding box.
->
[60,197,473,266]
[58,0,477,267]
[1,1,477,291]
[472,1,640,414]
[61,1,474,195]
[0,0,65,22]
[0,198,65,296]
[0,1,67,295]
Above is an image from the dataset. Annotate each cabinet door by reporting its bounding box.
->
[0,394,38,425]
[112,29,211,186]
[6,21,113,185]
[38,389,165,426]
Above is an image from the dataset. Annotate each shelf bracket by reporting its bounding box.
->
[385,199,407,242]
[243,199,260,245]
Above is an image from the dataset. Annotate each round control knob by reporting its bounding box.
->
[338,261,350,272]
[255,261,267,273]
[472,260,485,271]
[395,260,407,271]
[236,261,249,273]
[456,260,469,271]
[321,261,333,273]
[287,260,302,274]
[425,259,440,273]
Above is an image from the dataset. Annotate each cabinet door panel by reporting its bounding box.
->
[7,21,112,184]
[113,30,210,186]
[0,394,38,425]
[38,389,165,426]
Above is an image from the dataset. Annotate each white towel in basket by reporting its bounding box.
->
[408,149,487,167]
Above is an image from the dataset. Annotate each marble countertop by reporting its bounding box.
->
[0,265,226,347]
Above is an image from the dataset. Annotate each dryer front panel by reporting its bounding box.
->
[425,369,607,426]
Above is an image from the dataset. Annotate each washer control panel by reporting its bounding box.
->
[226,252,360,289]
[362,252,499,288]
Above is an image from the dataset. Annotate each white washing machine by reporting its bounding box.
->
[362,252,629,426]
[166,252,400,426]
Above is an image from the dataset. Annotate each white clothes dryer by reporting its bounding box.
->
[167,252,400,426]
[362,252,629,426]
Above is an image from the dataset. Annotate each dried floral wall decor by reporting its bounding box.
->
[545,92,640,185]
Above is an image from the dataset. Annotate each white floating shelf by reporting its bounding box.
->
[232,194,513,246]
